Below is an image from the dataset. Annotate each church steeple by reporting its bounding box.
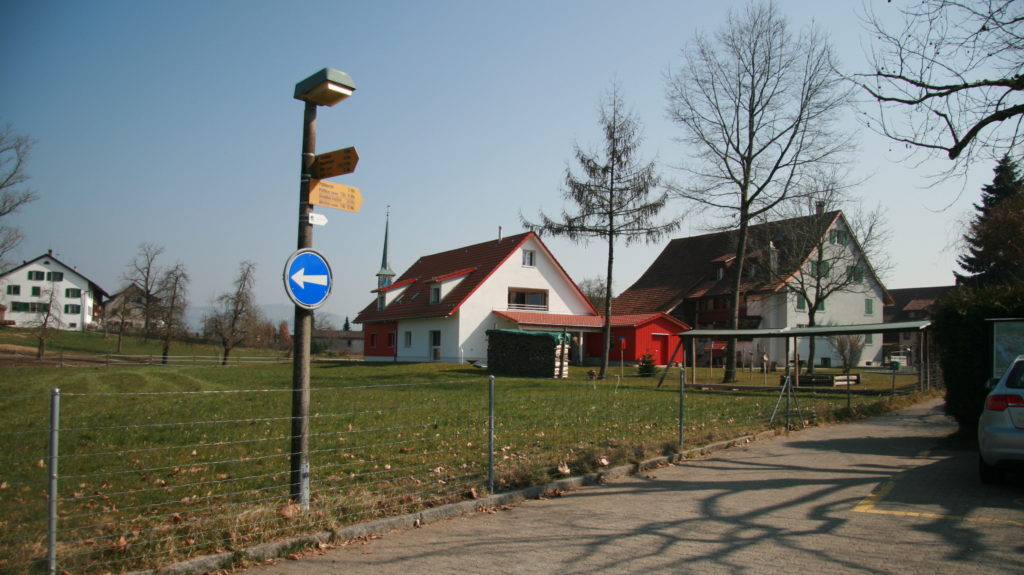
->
[377,207,395,289]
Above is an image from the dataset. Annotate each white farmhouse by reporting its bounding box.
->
[614,210,892,368]
[0,250,108,331]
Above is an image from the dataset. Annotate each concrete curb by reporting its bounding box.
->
[131,429,779,575]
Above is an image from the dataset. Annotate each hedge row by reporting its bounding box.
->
[932,284,1024,436]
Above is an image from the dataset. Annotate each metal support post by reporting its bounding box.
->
[488,375,495,494]
[678,365,686,453]
[47,388,60,575]
[291,101,317,508]
[846,366,852,412]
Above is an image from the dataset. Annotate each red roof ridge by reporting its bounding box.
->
[427,267,477,284]
[494,310,691,331]
[375,277,416,293]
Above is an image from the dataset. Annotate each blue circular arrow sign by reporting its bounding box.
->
[284,249,333,309]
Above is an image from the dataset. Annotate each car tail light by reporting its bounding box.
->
[985,394,1024,411]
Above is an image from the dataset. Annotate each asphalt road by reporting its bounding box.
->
[240,398,1024,574]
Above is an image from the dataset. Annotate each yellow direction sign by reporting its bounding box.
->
[309,179,363,212]
[313,146,359,179]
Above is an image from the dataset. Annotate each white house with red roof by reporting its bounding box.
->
[355,230,688,365]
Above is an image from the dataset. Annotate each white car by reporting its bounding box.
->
[978,355,1024,483]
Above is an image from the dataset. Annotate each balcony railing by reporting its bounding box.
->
[506,303,549,312]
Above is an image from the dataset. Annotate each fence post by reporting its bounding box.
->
[488,375,495,495]
[678,365,686,454]
[47,388,60,575]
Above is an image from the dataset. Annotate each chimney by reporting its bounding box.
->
[498,225,503,244]
[815,201,825,215]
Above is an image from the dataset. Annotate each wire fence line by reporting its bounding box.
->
[0,352,292,368]
[0,369,934,575]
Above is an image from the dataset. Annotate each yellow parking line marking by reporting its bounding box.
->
[852,479,895,514]
[854,493,1024,527]
[852,451,1024,527]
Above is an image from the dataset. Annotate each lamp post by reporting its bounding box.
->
[291,68,356,507]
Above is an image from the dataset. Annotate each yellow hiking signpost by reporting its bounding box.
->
[313,146,359,179]
[309,179,363,213]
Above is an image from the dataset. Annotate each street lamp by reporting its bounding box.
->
[291,67,356,508]
[294,68,356,107]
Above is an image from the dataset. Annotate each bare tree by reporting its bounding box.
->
[757,181,891,371]
[523,83,678,378]
[665,0,855,382]
[31,281,62,359]
[122,242,165,339]
[105,285,141,353]
[277,320,293,352]
[250,320,277,349]
[856,0,1024,172]
[203,260,259,365]
[576,276,609,313]
[829,333,865,372]
[313,312,337,332]
[0,125,37,268]
[157,262,189,364]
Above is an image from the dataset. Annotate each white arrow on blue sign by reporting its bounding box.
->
[284,249,333,309]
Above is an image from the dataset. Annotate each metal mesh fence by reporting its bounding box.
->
[0,369,929,574]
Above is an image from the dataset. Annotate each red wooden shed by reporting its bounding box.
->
[584,313,691,366]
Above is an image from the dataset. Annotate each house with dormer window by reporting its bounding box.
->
[356,230,689,365]
[614,210,892,368]
[356,231,601,363]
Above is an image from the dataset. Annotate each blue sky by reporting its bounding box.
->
[0,1,987,328]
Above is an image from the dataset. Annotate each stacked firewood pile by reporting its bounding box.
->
[486,329,570,378]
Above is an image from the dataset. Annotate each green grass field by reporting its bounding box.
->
[0,332,933,574]
[0,327,287,361]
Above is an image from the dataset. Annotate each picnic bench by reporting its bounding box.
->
[781,373,861,386]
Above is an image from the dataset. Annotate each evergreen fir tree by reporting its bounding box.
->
[521,83,678,379]
[956,155,1024,287]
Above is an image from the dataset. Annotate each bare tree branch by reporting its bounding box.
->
[0,125,37,267]
[158,262,190,364]
[122,242,166,339]
[203,260,261,365]
[665,1,855,382]
[855,0,1024,171]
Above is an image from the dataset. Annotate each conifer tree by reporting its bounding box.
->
[956,155,1024,287]
[522,83,677,378]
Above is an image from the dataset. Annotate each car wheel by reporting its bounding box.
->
[979,455,1004,485]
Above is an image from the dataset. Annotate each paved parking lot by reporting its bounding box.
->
[242,398,1024,574]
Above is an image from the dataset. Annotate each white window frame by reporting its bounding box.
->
[522,250,536,267]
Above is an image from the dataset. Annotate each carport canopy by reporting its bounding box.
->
[677,320,931,339]
[658,320,934,387]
